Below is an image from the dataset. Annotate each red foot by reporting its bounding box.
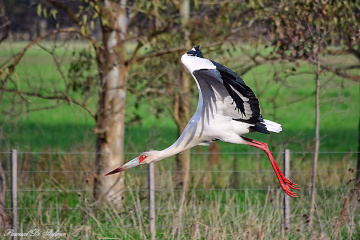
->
[281,182,298,197]
[242,136,300,197]
[283,178,300,190]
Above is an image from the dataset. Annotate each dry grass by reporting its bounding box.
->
[0,150,358,239]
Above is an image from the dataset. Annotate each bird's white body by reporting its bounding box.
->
[175,52,281,148]
[106,45,298,197]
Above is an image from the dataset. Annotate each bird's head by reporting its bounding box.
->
[186,45,204,58]
[105,150,162,176]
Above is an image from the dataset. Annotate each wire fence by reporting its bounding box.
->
[0,149,358,238]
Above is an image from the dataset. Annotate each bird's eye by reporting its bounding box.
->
[139,155,148,163]
[186,50,203,58]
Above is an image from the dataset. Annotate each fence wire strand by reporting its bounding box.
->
[0,149,358,237]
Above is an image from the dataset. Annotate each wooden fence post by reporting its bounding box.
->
[10,149,18,240]
[148,163,156,240]
[283,149,290,235]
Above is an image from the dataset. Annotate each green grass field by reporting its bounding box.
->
[0,41,359,153]
[0,43,360,151]
[0,41,359,239]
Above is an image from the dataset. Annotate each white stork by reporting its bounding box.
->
[106,45,299,197]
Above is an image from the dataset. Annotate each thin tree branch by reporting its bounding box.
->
[3,103,65,117]
[7,27,98,73]
[127,87,167,96]
[343,65,360,70]
[46,0,82,27]
[279,54,360,82]
[126,22,174,66]
[126,41,143,66]
[348,47,360,61]
[130,21,249,64]
[134,46,189,63]
[321,65,360,82]
[37,44,69,92]
[1,88,96,119]
[0,27,99,103]
[328,47,360,61]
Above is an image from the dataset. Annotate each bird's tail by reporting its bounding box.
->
[264,119,282,133]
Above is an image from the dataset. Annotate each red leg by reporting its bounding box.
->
[242,137,300,197]
[243,137,300,189]
[242,137,299,188]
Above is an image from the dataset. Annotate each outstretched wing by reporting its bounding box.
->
[192,62,269,134]
[210,61,261,122]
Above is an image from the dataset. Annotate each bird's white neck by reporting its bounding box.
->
[155,129,199,161]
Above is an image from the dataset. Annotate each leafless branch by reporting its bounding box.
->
[0,27,99,104]
[127,87,168,96]
[127,22,175,66]
[36,44,69,91]
[133,24,247,64]
[348,47,360,61]
[343,65,360,70]
[134,46,189,63]
[126,41,143,66]
[1,88,96,119]
[328,47,360,61]
[3,103,64,117]
[279,54,360,83]
[321,65,360,82]
[7,27,98,73]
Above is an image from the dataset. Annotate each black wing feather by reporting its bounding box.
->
[211,60,269,134]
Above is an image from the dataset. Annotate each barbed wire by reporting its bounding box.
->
[1,169,357,173]
[1,149,357,234]
[9,187,354,192]
[1,151,359,155]
[4,205,252,211]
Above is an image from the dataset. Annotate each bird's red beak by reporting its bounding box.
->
[105,157,140,176]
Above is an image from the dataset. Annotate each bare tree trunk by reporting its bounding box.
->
[356,82,360,186]
[93,0,128,208]
[0,0,9,44]
[308,56,321,230]
[172,2,192,236]
[0,157,9,228]
[353,84,360,203]
[174,0,191,188]
[357,111,360,184]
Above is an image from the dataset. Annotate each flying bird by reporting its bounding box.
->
[106,45,299,197]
